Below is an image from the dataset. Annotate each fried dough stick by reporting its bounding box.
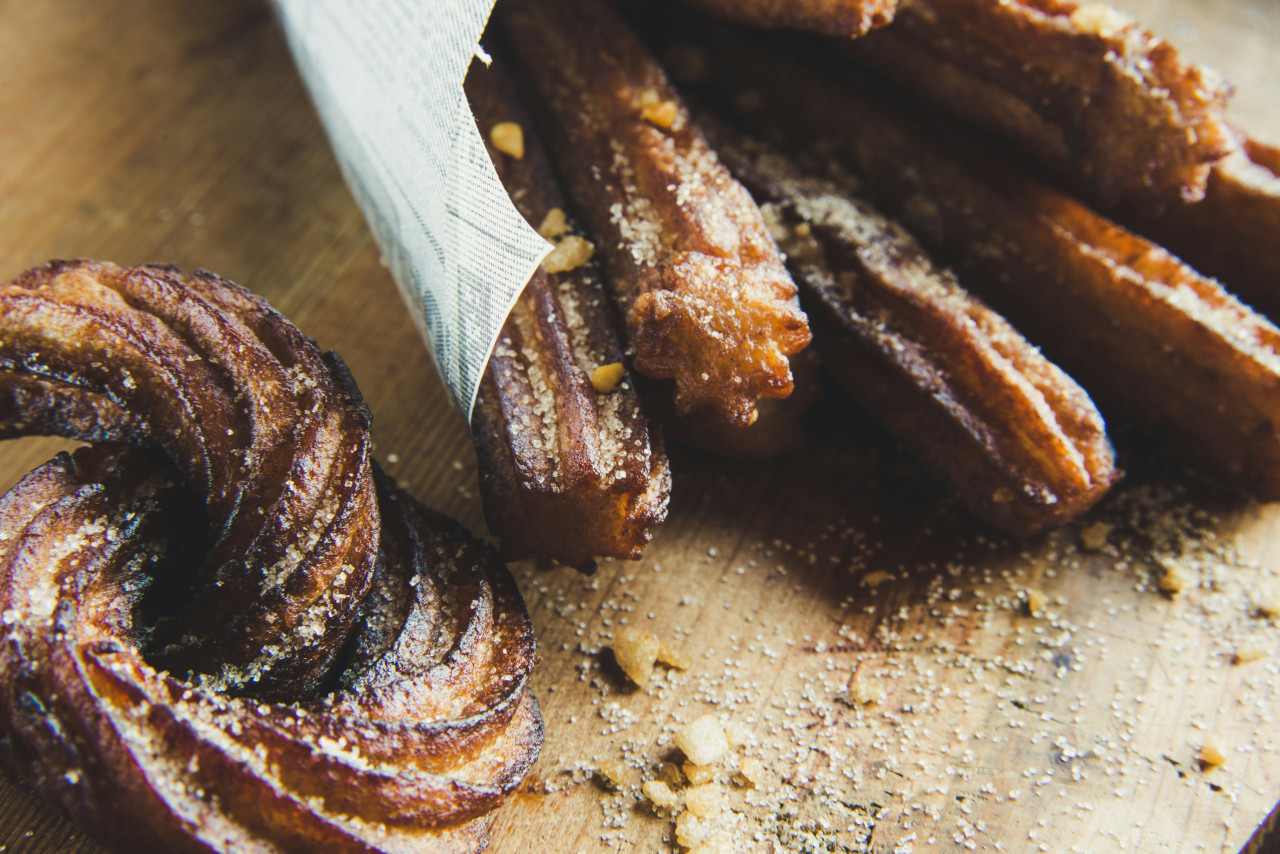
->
[680,0,897,37]
[848,0,1235,210]
[467,60,670,569]
[690,33,1280,497]
[500,0,811,429]
[1124,137,1280,323]
[710,123,1118,534]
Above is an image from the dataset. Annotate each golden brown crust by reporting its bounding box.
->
[0,261,540,852]
[500,0,811,428]
[680,0,897,37]
[467,60,671,567]
[711,124,1119,534]
[1121,136,1280,323]
[689,36,1280,497]
[849,0,1236,210]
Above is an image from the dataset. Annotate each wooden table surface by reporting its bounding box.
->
[2,2,1280,852]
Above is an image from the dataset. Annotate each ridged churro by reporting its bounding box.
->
[1122,136,1280,323]
[688,31,1280,497]
[501,0,811,429]
[468,60,670,568]
[848,0,1235,209]
[710,123,1119,534]
[681,0,897,37]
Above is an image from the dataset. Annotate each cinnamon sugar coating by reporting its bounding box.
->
[849,0,1236,210]
[0,261,540,852]
[682,0,897,37]
[690,36,1280,496]
[501,0,811,428]
[713,125,1119,534]
[468,60,670,567]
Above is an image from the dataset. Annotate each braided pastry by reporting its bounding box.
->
[0,260,541,852]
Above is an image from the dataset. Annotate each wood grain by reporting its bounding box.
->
[1,1,1279,852]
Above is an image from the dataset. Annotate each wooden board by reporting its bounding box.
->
[1,1,1279,851]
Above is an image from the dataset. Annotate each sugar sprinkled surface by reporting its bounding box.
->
[493,440,1280,852]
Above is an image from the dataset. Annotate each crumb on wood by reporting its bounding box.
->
[1024,587,1048,616]
[1157,558,1192,595]
[1198,741,1226,770]
[1080,521,1113,552]
[642,779,679,809]
[676,715,729,767]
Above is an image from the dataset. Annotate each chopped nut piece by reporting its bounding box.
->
[837,680,886,707]
[1080,521,1114,552]
[683,763,716,786]
[613,625,660,686]
[684,783,725,819]
[1233,639,1268,665]
[1024,587,1048,616]
[860,570,893,587]
[489,121,524,159]
[675,811,710,847]
[657,640,692,670]
[676,715,730,767]
[590,362,626,395]
[723,721,750,750]
[642,779,679,809]
[1257,593,1280,620]
[536,207,570,239]
[738,757,765,787]
[1198,742,1226,770]
[541,234,594,274]
[642,98,679,130]
[1157,559,1192,595]
[597,758,636,790]
[638,88,679,128]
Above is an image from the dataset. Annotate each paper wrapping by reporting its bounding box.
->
[274,0,551,417]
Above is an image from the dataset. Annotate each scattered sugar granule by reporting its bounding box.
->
[1079,521,1113,552]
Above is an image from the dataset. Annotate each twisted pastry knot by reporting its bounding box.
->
[0,261,541,853]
